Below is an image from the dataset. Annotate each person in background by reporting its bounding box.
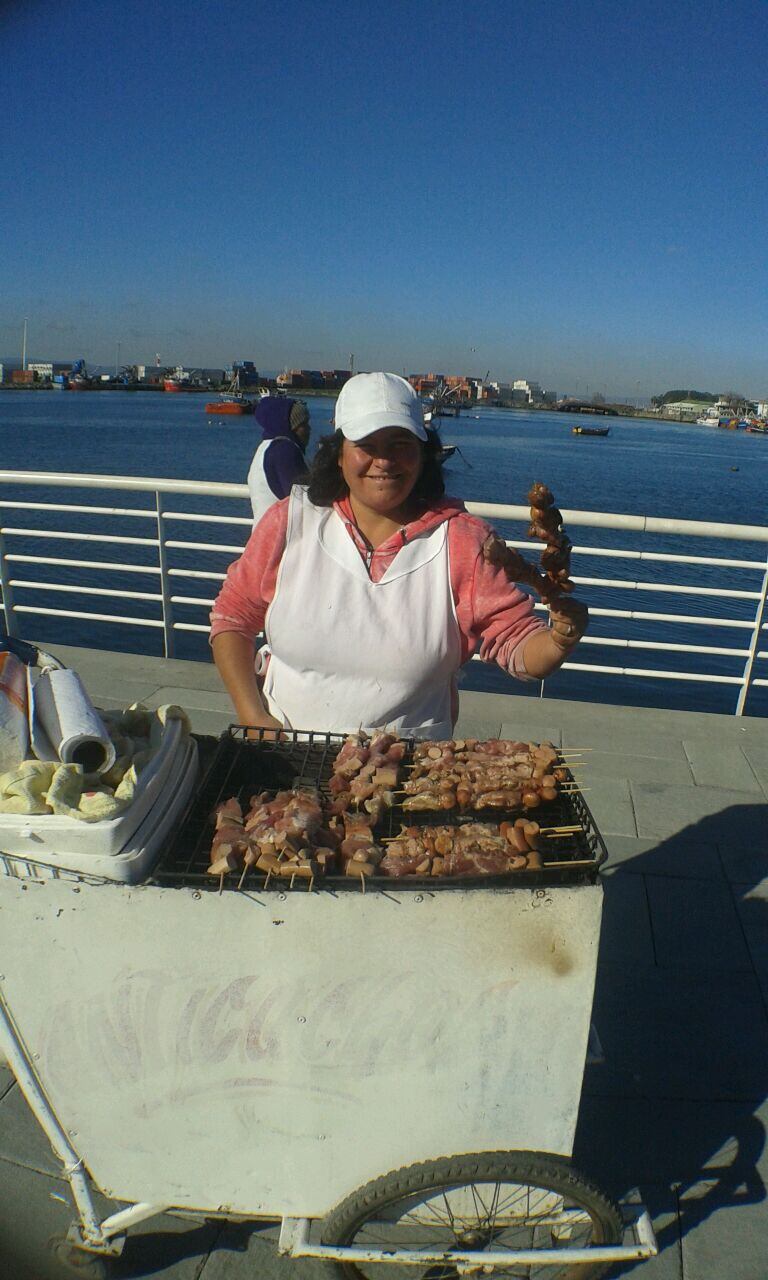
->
[247,396,311,522]
[212,373,588,738]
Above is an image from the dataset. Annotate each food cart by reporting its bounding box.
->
[0,731,658,1278]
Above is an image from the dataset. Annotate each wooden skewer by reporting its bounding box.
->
[540,824,581,833]
[542,858,597,869]
[237,862,249,891]
[218,871,225,896]
[264,868,273,890]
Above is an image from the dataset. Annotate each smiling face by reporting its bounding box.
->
[339,427,424,523]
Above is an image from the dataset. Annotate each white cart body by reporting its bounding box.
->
[0,876,601,1217]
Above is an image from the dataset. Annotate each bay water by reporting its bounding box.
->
[2,390,766,716]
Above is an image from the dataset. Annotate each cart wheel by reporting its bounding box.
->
[321,1151,622,1280]
[48,1236,112,1279]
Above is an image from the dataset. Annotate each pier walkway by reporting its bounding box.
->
[2,643,768,1278]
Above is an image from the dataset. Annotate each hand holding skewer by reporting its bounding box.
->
[547,596,589,651]
[482,481,589,648]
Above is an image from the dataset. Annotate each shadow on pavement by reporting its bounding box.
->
[573,802,768,1275]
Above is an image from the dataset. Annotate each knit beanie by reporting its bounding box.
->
[290,401,310,433]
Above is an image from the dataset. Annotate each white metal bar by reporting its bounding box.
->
[469,648,744,678]
[0,470,249,499]
[560,662,742,684]
[13,605,164,627]
[578,636,749,657]
[173,622,212,633]
[7,554,161,575]
[531,601,755,629]
[168,568,227,581]
[0,500,154,518]
[505,539,765,571]
[0,997,103,1244]
[10,580,162,602]
[165,539,246,554]
[0,526,17,637]
[0,470,765,540]
[278,1214,657,1267]
[736,556,768,716]
[155,491,175,659]
[572,576,760,601]
[171,595,216,607]
[467,501,768,542]
[1,527,158,548]
[162,510,253,527]
[97,1202,171,1241]
[576,547,761,571]
[573,607,755,630]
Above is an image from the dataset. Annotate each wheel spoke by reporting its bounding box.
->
[404,1199,453,1230]
[470,1181,492,1222]
[488,1181,502,1235]
[441,1192,457,1234]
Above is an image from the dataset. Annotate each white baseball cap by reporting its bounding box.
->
[335,372,428,442]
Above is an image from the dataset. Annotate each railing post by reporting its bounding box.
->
[735,554,768,716]
[155,491,175,658]
[0,522,18,637]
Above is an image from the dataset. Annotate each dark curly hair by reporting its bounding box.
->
[305,429,446,507]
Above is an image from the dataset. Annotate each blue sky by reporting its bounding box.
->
[2,0,767,397]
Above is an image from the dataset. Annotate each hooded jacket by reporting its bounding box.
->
[247,397,307,520]
[211,491,545,681]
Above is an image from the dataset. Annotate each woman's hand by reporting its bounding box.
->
[520,596,589,678]
[212,632,285,737]
[547,597,589,651]
[244,713,284,742]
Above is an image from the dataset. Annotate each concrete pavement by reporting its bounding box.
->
[1,643,768,1278]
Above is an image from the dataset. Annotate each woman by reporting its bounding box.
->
[211,372,588,738]
[247,395,310,522]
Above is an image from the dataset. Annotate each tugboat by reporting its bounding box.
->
[205,372,254,416]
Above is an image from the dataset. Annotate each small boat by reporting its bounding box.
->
[439,444,457,461]
[163,378,183,393]
[204,399,254,416]
[205,372,255,416]
[572,425,610,437]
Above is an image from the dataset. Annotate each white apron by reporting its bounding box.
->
[261,489,462,738]
[247,440,278,523]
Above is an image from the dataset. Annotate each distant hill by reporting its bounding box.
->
[652,389,716,406]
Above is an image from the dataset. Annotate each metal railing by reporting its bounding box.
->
[0,469,766,715]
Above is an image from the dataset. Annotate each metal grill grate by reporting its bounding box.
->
[153,728,608,891]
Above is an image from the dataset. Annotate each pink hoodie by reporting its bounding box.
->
[210,492,545,678]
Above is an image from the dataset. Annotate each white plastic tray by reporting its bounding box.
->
[0,736,198,883]
[0,716,189,860]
